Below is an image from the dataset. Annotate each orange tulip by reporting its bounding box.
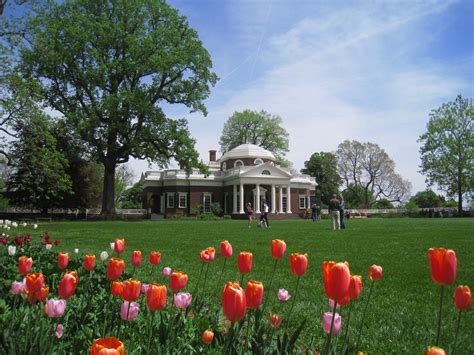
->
[114,238,125,254]
[26,285,49,303]
[290,253,308,276]
[428,248,456,285]
[454,285,472,311]
[349,275,363,300]
[149,251,161,265]
[146,284,167,311]
[323,261,350,301]
[199,247,216,262]
[222,282,246,322]
[84,254,96,271]
[269,312,283,328]
[245,280,264,309]
[122,279,141,302]
[57,252,69,269]
[271,239,286,260]
[237,252,253,274]
[111,281,123,297]
[18,256,33,275]
[368,265,383,281]
[25,272,45,293]
[58,271,78,299]
[91,337,125,355]
[220,240,233,258]
[426,346,446,355]
[169,271,188,292]
[131,250,142,268]
[106,258,125,280]
[202,330,214,345]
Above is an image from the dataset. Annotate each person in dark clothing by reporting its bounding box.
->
[329,194,340,230]
[339,196,346,229]
[246,202,253,228]
[259,200,270,227]
[311,204,318,222]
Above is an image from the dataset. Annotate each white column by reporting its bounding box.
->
[233,184,237,213]
[279,186,283,213]
[307,195,311,209]
[271,184,276,213]
[239,183,244,213]
[287,185,292,213]
[255,183,261,213]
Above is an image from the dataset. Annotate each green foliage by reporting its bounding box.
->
[418,95,474,214]
[372,199,394,209]
[219,110,290,160]
[115,165,134,208]
[404,200,420,214]
[343,184,374,209]
[119,182,143,209]
[409,190,442,208]
[301,152,342,205]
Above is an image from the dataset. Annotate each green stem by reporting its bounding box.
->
[436,285,445,345]
[452,309,462,354]
[202,263,210,296]
[147,310,154,351]
[324,300,338,354]
[355,280,375,351]
[192,263,205,296]
[240,272,245,287]
[102,287,111,337]
[217,258,227,287]
[261,259,278,316]
[342,302,353,350]
[285,276,301,328]
[224,322,235,354]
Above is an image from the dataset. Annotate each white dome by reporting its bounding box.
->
[220,143,276,162]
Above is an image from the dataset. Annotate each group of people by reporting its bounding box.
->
[246,201,270,228]
[329,194,346,230]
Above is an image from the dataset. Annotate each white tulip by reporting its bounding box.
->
[8,245,16,256]
[33,224,38,229]
[45,244,52,250]
[12,222,18,228]
[22,222,27,227]
[100,251,109,261]
[110,242,115,251]
[74,248,79,254]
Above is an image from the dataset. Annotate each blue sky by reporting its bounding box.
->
[137,0,472,196]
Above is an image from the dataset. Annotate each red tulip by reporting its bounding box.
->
[349,275,363,300]
[169,271,188,292]
[245,280,264,309]
[428,248,456,285]
[454,285,472,311]
[220,240,233,258]
[238,252,253,274]
[202,330,214,345]
[131,250,142,268]
[106,258,125,280]
[323,261,350,301]
[146,284,167,311]
[122,279,141,302]
[111,281,123,297]
[114,238,125,254]
[426,346,446,355]
[271,239,286,260]
[149,251,161,265]
[58,271,78,299]
[91,337,125,355]
[199,247,216,262]
[269,312,283,328]
[25,272,45,293]
[368,265,383,281]
[18,256,33,275]
[222,282,246,322]
[84,254,96,271]
[290,253,308,276]
[57,252,69,269]
[26,285,49,303]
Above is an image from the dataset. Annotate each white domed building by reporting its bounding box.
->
[141,143,316,219]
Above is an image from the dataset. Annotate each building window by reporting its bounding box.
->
[254,158,263,165]
[222,162,227,171]
[178,193,187,209]
[282,197,287,213]
[203,193,212,213]
[234,160,244,168]
[167,193,175,208]
[262,170,271,175]
[299,195,306,209]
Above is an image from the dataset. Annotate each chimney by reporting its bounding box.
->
[209,150,216,162]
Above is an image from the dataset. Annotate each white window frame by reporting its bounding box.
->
[234,160,244,168]
[203,193,212,213]
[167,193,175,208]
[299,195,306,209]
[178,193,187,209]
[254,158,263,165]
[222,162,227,171]
[261,170,271,175]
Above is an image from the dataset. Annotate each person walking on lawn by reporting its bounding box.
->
[329,194,341,230]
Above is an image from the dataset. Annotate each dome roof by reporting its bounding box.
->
[220,143,276,162]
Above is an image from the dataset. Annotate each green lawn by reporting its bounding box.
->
[24,217,474,353]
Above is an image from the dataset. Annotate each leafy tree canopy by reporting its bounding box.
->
[119,182,143,209]
[409,189,442,209]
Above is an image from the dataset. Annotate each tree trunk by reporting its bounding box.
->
[457,174,463,217]
[101,160,117,218]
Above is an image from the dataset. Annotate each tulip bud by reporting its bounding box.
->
[323,261,350,301]
[111,281,123,297]
[84,254,96,271]
[271,239,286,259]
[426,346,446,355]
[174,292,192,309]
[269,312,283,328]
[428,248,456,285]
[368,265,383,282]
[162,267,172,277]
[25,272,45,293]
[169,271,188,292]
[100,251,109,261]
[114,239,125,254]
[146,284,167,311]
[8,245,16,256]
[57,252,69,270]
[199,247,216,262]
[55,324,63,339]
[45,298,67,318]
[58,271,78,299]
[245,280,264,309]
[220,240,233,258]
[454,285,472,311]
[290,253,308,276]
[238,252,253,274]
[91,337,125,355]
[107,258,125,280]
[18,256,33,275]
[202,330,214,345]
[323,311,342,336]
[122,279,141,302]
[131,250,142,268]
[149,251,161,265]
[120,301,139,321]
[277,288,291,302]
[222,282,246,322]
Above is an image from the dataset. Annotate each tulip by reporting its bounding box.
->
[323,311,342,336]
[220,240,233,258]
[199,247,216,262]
[428,248,456,286]
[349,275,363,300]
[323,261,350,301]
[11,280,25,294]
[8,245,16,256]
[271,239,286,259]
[146,284,167,311]
[131,250,142,268]
[55,324,63,339]
[290,253,308,276]
[33,224,38,229]
[114,239,125,254]
[222,282,246,323]
[277,288,291,302]
[245,280,264,309]
[18,256,33,275]
[58,271,78,299]
[174,292,192,309]
[426,347,446,355]
[106,258,125,280]
[122,279,141,302]
[162,267,172,277]
[141,283,149,295]
[74,248,79,254]
[121,301,139,321]
[238,252,253,274]
[25,272,45,293]
[100,251,109,261]
[111,281,124,297]
[328,298,341,309]
[202,330,214,345]
[84,254,96,271]
[35,285,49,302]
[45,299,67,318]
[454,285,472,311]
[169,271,188,292]
[54,240,60,246]
[45,244,52,250]
[57,252,69,269]
[368,265,383,281]
[110,242,115,251]
[269,312,283,328]
[150,251,161,265]
[91,337,125,355]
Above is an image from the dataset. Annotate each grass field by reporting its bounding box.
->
[29,217,473,353]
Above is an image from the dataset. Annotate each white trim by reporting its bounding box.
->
[254,158,264,165]
[167,193,175,208]
[178,192,187,209]
[299,195,306,209]
[203,193,212,213]
[222,162,227,171]
[234,160,244,168]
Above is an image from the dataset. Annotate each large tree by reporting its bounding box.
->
[301,152,342,205]
[219,110,289,160]
[418,95,473,215]
[336,140,411,208]
[14,0,217,217]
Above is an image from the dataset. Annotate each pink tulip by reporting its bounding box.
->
[323,311,342,336]
[45,299,67,318]
[11,280,25,294]
[141,283,149,295]
[174,292,192,309]
[277,288,291,302]
[120,301,140,321]
[328,298,341,309]
[55,324,63,339]
[162,267,172,277]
